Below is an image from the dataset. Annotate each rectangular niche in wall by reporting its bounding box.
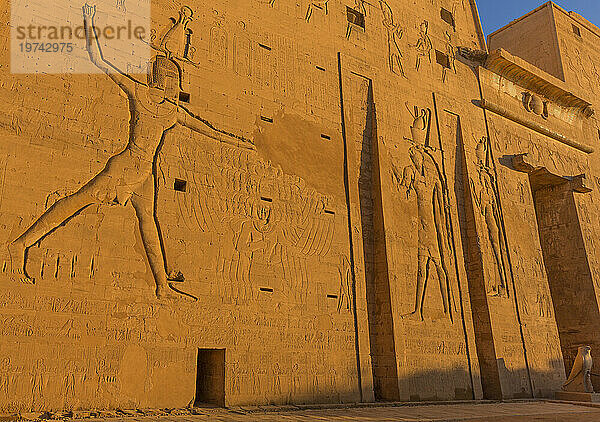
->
[436,50,451,68]
[174,178,187,192]
[441,8,455,30]
[347,7,365,30]
[195,349,226,407]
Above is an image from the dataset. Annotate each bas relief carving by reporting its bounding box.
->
[442,31,456,83]
[337,254,353,313]
[305,1,329,23]
[415,21,433,72]
[470,137,510,298]
[5,5,254,299]
[379,0,406,78]
[174,142,336,304]
[522,92,549,120]
[392,105,456,322]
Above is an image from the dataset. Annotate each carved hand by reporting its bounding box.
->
[82,3,96,20]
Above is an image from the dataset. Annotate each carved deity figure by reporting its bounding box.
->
[305,0,328,22]
[415,20,432,71]
[6,4,253,299]
[380,0,406,77]
[442,31,456,83]
[563,346,594,393]
[393,112,454,321]
[471,165,509,297]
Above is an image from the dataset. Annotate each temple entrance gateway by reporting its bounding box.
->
[527,168,600,383]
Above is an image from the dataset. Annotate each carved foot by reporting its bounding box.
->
[401,310,424,322]
[5,242,34,285]
[155,282,178,300]
[167,270,184,282]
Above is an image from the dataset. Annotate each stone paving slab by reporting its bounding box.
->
[5,401,600,422]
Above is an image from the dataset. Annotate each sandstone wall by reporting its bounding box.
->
[0,0,598,412]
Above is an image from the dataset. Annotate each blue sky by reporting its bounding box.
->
[477,1,600,36]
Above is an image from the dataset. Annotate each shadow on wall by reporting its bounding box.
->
[0,359,568,412]
[387,363,565,402]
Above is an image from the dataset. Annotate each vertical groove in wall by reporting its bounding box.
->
[337,52,364,402]
[432,96,475,398]
[455,129,502,400]
[477,73,535,398]
[365,82,400,401]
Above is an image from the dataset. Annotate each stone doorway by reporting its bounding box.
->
[528,168,600,382]
[194,349,226,407]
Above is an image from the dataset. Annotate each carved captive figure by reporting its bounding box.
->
[6,4,253,299]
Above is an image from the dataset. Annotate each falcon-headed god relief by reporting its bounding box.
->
[392,105,455,322]
[6,4,254,299]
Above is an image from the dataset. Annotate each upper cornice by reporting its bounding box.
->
[485,48,594,117]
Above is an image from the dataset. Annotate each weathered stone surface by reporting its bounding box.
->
[1,0,600,412]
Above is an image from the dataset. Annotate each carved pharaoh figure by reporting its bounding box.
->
[415,20,432,71]
[442,31,457,83]
[392,107,454,322]
[380,0,406,78]
[5,4,254,299]
[471,164,510,297]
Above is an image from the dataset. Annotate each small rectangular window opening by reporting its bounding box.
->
[441,8,455,29]
[174,178,187,192]
[179,92,190,103]
[316,65,326,71]
[261,116,273,123]
[327,294,338,299]
[259,43,272,51]
[324,210,335,215]
[346,7,365,30]
[436,50,451,69]
[260,197,273,202]
[260,287,274,293]
[321,134,331,140]
[573,24,581,37]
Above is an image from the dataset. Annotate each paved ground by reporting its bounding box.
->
[7,401,600,421]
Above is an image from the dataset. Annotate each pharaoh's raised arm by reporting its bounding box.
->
[82,4,134,93]
[83,4,108,71]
